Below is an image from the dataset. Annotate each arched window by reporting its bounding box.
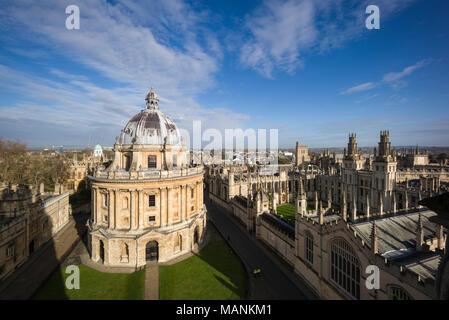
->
[305,231,314,264]
[330,239,361,299]
[174,234,182,251]
[120,243,129,263]
[389,286,413,300]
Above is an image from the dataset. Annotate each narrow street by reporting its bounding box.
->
[205,194,318,300]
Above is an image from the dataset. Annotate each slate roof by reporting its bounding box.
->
[308,213,341,224]
[350,210,438,257]
[399,253,441,281]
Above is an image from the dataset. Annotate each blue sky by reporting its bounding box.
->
[0,0,448,149]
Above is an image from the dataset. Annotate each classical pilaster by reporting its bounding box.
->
[167,187,172,225]
[130,190,135,230]
[113,189,117,229]
[108,189,114,229]
[160,187,166,225]
[138,189,144,229]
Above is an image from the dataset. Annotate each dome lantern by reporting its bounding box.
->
[145,86,159,110]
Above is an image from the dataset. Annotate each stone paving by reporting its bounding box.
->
[144,261,159,300]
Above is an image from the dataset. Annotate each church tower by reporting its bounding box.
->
[372,131,397,214]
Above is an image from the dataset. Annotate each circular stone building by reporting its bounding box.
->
[87,88,206,268]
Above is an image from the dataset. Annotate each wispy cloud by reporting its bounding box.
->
[340,59,433,95]
[240,0,317,78]
[0,0,248,146]
[382,59,432,82]
[239,0,418,78]
[341,82,377,95]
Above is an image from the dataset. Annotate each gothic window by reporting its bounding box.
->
[6,243,15,258]
[389,286,413,300]
[330,239,361,299]
[305,232,314,264]
[148,155,157,168]
[149,195,156,207]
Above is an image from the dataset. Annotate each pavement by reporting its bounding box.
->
[144,261,159,300]
[205,194,318,300]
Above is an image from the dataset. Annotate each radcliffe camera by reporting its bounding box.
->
[0,0,448,313]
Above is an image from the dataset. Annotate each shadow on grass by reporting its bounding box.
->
[160,239,247,300]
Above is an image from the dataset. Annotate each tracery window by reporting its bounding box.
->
[389,286,413,300]
[305,232,314,264]
[330,239,360,299]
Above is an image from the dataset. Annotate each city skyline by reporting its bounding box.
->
[0,0,448,149]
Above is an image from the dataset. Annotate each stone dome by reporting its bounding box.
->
[120,88,182,145]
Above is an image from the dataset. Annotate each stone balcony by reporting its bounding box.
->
[90,165,205,182]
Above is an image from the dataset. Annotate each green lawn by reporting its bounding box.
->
[276,203,296,225]
[33,264,145,300]
[160,240,247,300]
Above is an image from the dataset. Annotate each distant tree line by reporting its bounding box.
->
[0,138,69,191]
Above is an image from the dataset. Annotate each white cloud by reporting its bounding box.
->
[341,82,377,95]
[0,0,248,146]
[340,59,433,96]
[240,0,317,78]
[382,59,431,82]
[239,0,418,77]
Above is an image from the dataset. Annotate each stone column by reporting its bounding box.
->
[113,189,117,229]
[196,182,200,212]
[108,189,114,229]
[91,187,96,223]
[138,190,144,229]
[96,188,101,225]
[181,185,186,221]
[167,187,171,225]
[130,190,135,230]
[92,187,97,224]
[160,187,166,226]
